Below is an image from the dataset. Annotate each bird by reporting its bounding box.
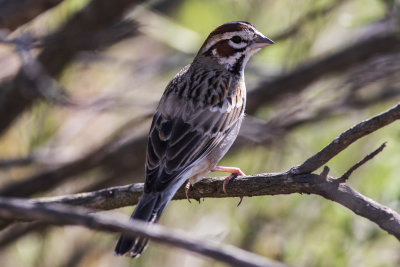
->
[115,21,274,257]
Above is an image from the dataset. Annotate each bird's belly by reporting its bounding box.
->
[188,115,243,184]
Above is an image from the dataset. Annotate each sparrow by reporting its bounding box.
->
[115,21,274,257]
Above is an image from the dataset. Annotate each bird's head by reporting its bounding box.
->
[196,21,274,74]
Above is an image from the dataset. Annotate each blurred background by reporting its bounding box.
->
[0,0,399,266]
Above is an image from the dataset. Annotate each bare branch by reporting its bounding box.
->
[290,103,400,174]
[337,142,387,182]
[32,183,144,210]
[317,176,400,240]
[0,198,290,267]
[3,169,400,241]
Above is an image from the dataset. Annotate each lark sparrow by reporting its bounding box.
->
[115,21,274,257]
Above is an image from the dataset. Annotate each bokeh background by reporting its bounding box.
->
[0,0,399,266]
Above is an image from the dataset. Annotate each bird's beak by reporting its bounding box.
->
[250,35,275,49]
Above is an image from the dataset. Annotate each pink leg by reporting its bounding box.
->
[212,166,245,194]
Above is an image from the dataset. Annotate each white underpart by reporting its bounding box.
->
[213,48,245,70]
[241,47,260,68]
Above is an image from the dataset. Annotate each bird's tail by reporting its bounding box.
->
[114,192,168,257]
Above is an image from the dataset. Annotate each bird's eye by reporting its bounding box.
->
[231,36,242,44]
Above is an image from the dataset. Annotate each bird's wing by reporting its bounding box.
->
[145,71,244,193]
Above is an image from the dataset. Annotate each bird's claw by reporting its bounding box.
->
[216,167,245,206]
[185,181,192,203]
[222,174,235,194]
[237,196,244,207]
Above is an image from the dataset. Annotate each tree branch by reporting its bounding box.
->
[0,198,290,267]
[337,141,387,182]
[290,103,400,174]
[18,168,399,241]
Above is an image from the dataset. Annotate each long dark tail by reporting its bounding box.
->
[114,192,168,257]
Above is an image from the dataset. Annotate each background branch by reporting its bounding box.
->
[0,197,290,267]
[0,0,144,136]
[0,0,64,30]
[246,30,400,115]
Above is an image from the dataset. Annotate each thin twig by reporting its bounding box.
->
[318,166,330,181]
[337,142,387,183]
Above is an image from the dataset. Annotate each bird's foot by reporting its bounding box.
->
[185,181,192,203]
[212,166,245,205]
[237,196,244,207]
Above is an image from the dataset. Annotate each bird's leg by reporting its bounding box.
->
[212,166,245,206]
[185,181,192,203]
[212,166,245,194]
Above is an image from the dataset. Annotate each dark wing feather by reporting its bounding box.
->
[144,69,244,193]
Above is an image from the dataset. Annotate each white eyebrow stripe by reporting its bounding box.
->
[202,31,250,52]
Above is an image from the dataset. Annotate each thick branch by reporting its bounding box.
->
[0,198,289,267]
[24,171,400,241]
